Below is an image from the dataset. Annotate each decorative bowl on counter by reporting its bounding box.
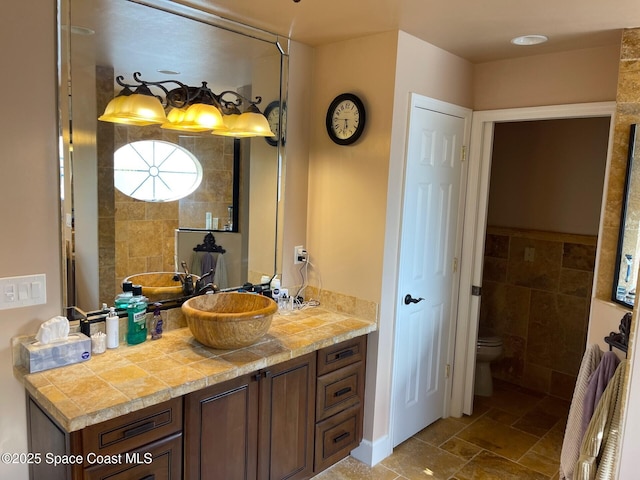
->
[181,292,277,349]
[124,272,199,302]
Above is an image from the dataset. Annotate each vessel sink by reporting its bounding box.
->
[181,292,277,349]
[124,272,199,302]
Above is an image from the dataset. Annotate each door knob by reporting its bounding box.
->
[404,294,425,305]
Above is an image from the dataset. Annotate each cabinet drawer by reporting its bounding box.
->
[314,403,362,473]
[82,397,182,464]
[317,336,366,376]
[83,432,182,480]
[316,361,364,421]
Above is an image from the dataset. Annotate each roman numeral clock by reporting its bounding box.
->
[325,93,366,145]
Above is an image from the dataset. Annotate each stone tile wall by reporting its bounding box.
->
[479,227,597,399]
[596,28,640,301]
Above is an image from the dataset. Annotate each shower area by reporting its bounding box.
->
[477,117,611,400]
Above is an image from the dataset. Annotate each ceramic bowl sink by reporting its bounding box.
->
[124,272,199,302]
[182,292,277,349]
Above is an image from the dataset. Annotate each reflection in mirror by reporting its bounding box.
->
[612,124,639,308]
[60,0,288,313]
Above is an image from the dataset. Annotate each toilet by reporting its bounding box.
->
[474,336,503,397]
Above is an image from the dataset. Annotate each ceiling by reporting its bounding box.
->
[185,0,640,63]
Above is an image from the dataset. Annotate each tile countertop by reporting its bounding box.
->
[13,307,377,433]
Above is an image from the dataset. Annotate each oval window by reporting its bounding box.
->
[113,140,203,202]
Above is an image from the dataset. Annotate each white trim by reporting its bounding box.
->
[350,434,393,467]
[453,101,616,416]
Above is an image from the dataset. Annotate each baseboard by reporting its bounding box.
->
[350,434,393,466]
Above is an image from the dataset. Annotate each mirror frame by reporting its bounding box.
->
[58,0,289,314]
[612,124,638,309]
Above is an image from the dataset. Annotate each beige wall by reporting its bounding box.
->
[306,31,397,302]
[488,118,610,236]
[0,2,60,479]
[280,40,312,288]
[473,44,620,110]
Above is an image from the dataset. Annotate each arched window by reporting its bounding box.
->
[114,140,202,202]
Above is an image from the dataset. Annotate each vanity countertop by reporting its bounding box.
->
[13,307,376,433]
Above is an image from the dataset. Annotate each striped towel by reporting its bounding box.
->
[560,344,603,480]
[575,359,627,480]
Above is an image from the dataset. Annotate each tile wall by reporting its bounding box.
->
[479,226,597,399]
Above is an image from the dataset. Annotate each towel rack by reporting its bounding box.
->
[193,232,226,253]
[604,312,631,357]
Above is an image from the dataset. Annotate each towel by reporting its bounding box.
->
[201,252,216,277]
[575,360,627,480]
[213,253,228,289]
[582,351,620,434]
[560,344,603,480]
[189,251,229,289]
[190,251,218,277]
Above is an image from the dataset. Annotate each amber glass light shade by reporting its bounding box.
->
[161,107,209,132]
[166,103,225,131]
[98,86,167,125]
[220,105,275,137]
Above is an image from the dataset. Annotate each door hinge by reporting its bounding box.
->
[461,145,467,162]
[453,257,458,273]
[446,364,451,378]
[472,285,482,296]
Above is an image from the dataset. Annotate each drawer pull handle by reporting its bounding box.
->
[333,432,350,443]
[123,421,156,438]
[335,349,354,360]
[140,475,155,480]
[334,387,352,397]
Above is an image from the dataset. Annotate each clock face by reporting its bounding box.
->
[264,101,285,146]
[326,93,366,145]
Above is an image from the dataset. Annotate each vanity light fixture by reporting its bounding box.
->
[510,34,548,46]
[98,72,275,137]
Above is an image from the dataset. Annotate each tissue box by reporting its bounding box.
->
[20,333,91,373]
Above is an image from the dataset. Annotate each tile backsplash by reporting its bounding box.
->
[479,226,597,399]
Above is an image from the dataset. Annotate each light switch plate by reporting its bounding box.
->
[0,274,46,310]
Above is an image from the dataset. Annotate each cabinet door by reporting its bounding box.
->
[184,373,259,480]
[258,353,316,480]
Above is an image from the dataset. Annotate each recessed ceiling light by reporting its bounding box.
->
[157,69,180,75]
[511,34,548,46]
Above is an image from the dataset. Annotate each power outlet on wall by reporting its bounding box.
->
[294,245,308,264]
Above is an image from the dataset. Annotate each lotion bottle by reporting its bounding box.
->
[106,307,119,349]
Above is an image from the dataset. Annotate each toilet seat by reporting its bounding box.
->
[477,336,502,347]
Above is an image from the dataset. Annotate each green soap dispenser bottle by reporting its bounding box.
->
[126,285,148,345]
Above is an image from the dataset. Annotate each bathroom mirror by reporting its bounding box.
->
[612,124,639,308]
[59,0,288,312]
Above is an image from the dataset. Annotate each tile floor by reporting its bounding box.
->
[314,379,569,480]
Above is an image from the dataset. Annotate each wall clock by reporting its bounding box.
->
[325,93,366,145]
[264,100,286,146]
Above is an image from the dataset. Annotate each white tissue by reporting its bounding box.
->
[35,316,70,345]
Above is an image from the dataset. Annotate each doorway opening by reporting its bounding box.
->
[451,102,616,417]
[478,117,610,400]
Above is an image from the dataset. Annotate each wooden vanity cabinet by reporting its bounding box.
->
[26,335,367,480]
[184,352,316,480]
[313,336,366,474]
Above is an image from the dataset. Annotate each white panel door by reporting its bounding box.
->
[392,99,466,447]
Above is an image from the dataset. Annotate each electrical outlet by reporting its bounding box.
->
[294,245,307,264]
